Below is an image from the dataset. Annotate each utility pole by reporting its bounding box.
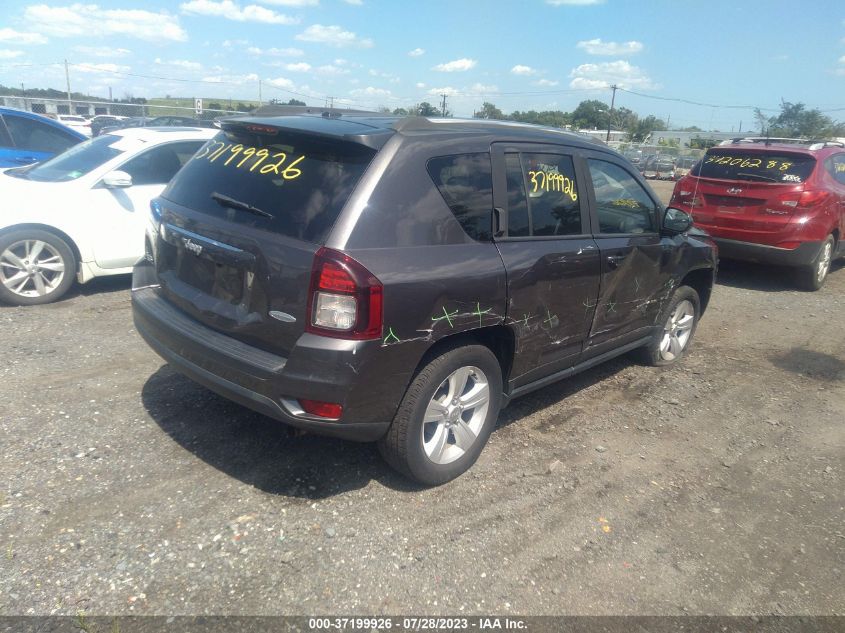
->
[64,59,72,113]
[258,79,262,106]
[108,86,112,102]
[329,96,334,108]
[605,83,617,142]
[440,93,447,117]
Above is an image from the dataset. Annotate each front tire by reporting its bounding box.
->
[0,229,76,305]
[636,285,700,367]
[378,344,503,486]
[795,235,834,291]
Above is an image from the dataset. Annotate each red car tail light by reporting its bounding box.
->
[306,247,383,340]
[761,189,830,215]
[671,177,704,207]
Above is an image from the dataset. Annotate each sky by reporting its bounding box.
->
[0,0,844,131]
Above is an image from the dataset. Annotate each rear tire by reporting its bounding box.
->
[635,285,700,367]
[795,235,834,291]
[378,344,503,486]
[0,229,76,305]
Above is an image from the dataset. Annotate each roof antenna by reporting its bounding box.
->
[765,126,770,146]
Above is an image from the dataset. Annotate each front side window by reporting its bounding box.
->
[501,152,582,237]
[119,141,203,186]
[3,115,79,155]
[427,153,493,242]
[588,159,657,235]
[0,116,13,149]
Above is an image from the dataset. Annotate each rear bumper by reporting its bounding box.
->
[132,268,396,442]
[712,238,821,267]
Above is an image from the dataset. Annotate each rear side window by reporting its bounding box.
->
[119,141,203,186]
[162,130,376,244]
[502,152,583,237]
[827,154,845,186]
[695,150,816,184]
[427,153,493,241]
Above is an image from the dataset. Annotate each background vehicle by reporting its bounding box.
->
[55,114,92,137]
[91,115,128,137]
[132,114,716,485]
[642,155,676,180]
[0,126,215,305]
[671,139,845,289]
[673,156,698,179]
[0,107,86,168]
[98,116,216,136]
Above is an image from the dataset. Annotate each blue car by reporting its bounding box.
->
[0,107,87,168]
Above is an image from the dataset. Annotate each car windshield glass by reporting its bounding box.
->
[162,129,376,244]
[694,151,816,183]
[21,134,126,182]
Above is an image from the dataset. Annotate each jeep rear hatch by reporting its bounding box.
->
[153,117,386,356]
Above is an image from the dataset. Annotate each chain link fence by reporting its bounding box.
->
[0,95,248,121]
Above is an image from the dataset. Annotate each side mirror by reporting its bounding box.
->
[102,170,132,188]
[662,207,693,235]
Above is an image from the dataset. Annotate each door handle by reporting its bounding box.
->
[606,254,627,269]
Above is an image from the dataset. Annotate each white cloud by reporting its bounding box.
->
[0,49,24,59]
[0,28,48,45]
[266,76,295,89]
[284,62,312,72]
[202,72,259,83]
[350,86,392,98]
[296,24,374,48]
[415,82,426,88]
[432,58,476,72]
[155,58,203,70]
[24,4,187,42]
[428,86,459,97]
[546,0,604,5]
[73,45,131,57]
[223,38,250,48]
[511,64,537,76]
[316,64,350,75]
[569,60,657,90]
[247,46,304,56]
[408,47,425,57]
[534,78,559,87]
[180,0,298,24]
[342,0,363,4]
[576,38,644,56]
[466,83,497,95]
[73,62,131,74]
[256,0,317,4]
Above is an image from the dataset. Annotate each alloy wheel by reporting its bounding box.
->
[817,241,833,285]
[421,365,490,465]
[0,240,66,299]
[659,299,695,361]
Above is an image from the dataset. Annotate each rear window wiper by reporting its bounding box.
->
[211,192,274,219]
[734,172,780,183]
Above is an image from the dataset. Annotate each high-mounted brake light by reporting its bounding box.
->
[306,247,383,340]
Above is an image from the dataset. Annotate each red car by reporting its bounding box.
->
[671,139,845,290]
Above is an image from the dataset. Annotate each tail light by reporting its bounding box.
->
[671,178,703,208]
[762,189,830,215]
[306,247,383,340]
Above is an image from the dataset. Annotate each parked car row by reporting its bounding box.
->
[0,110,842,485]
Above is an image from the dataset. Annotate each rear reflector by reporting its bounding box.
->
[299,399,343,419]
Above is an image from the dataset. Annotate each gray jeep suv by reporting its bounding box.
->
[132,114,717,485]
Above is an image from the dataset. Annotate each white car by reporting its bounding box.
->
[55,115,93,137]
[0,126,216,305]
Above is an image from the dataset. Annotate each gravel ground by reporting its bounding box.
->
[1,180,843,616]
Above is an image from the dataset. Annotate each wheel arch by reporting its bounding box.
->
[0,223,83,273]
[680,266,714,315]
[411,324,516,391]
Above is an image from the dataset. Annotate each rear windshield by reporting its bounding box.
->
[694,150,816,184]
[162,129,376,244]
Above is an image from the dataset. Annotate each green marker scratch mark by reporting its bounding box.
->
[544,308,557,328]
[383,327,400,344]
[432,306,459,328]
[472,302,492,326]
[522,313,531,326]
